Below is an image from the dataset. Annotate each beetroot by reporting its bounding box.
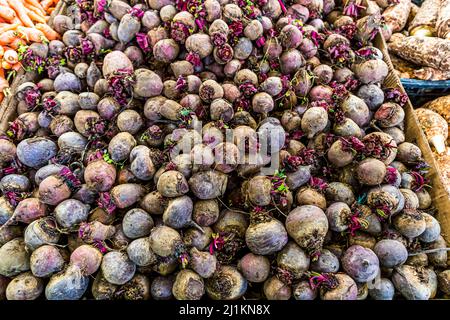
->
[30,245,65,278]
[301,107,328,138]
[205,266,247,300]
[393,210,427,239]
[396,142,422,164]
[0,0,444,302]
[419,213,441,243]
[296,187,327,210]
[357,84,384,110]
[151,276,174,300]
[6,272,44,300]
[101,251,136,285]
[189,248,217,278]
[1,198,47,228]
[189,170,227,199]
[310,249,339,273]
[0,238,30,277]
[172,269,204,300]
[392,265,436,300]
[45,265,89,300]
[340,94,370,127]
[84,160,117,192]
[373,239,408,268]
[193,199,219,227]
[238,253,271,283]
[149,226,182,257]
[264,276,291,300]
[54,199,89,229]
[328,140,355,167]
[375,102,405,128]
[286,205,329,254]
[16,138,57,169]
[110,183,146,209]
[325,202,351,232]
[319,273,358,300]
[356,158,387,186]
[246,217,288,255]
[24,218,60,251]
[368,278,395,300]
[157,171,189,197]
[102,51,133,77]
[293,281,318,300]
[38,175,72,206]
[127,238,157,267]
[353,59,389,84]
[163,196,196,229]
[277,241,310,280]
[122,208,154,239]
[341,245,380,282]
[70,245,103,275]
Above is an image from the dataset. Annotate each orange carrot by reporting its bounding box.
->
[0,12,22,25]
[25,8,46,23]
[11,61,21,71]
[12,17,23,25]
[6,0,34,27]
[0,5,17,21]
[35,23,59,40]
[1,45,13,51]
[3,49,18,64]
[0,92,4,103]
[0,46,4,58]
[25,3,46,18]
[0,30,17,45]
[1,60,12,70]
[25,0,45,14]
[8,37,26,49]
[0,23,20,34]
[47,7,54,14]
[17,26,47,42]
[40,0,53,11]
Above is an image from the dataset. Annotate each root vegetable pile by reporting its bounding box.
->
[364,0,450,80]
[0,0,448,301]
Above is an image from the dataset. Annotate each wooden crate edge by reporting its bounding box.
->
[376,34,450,252]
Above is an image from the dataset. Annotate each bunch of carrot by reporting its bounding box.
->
[0,0,60,103]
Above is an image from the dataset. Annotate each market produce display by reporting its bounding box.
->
[415,96,450,198]
[363,0,450,80]
[0,0,61,104]
[0,0,448,301]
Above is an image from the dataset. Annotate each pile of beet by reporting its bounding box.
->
[0,0,449,300]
